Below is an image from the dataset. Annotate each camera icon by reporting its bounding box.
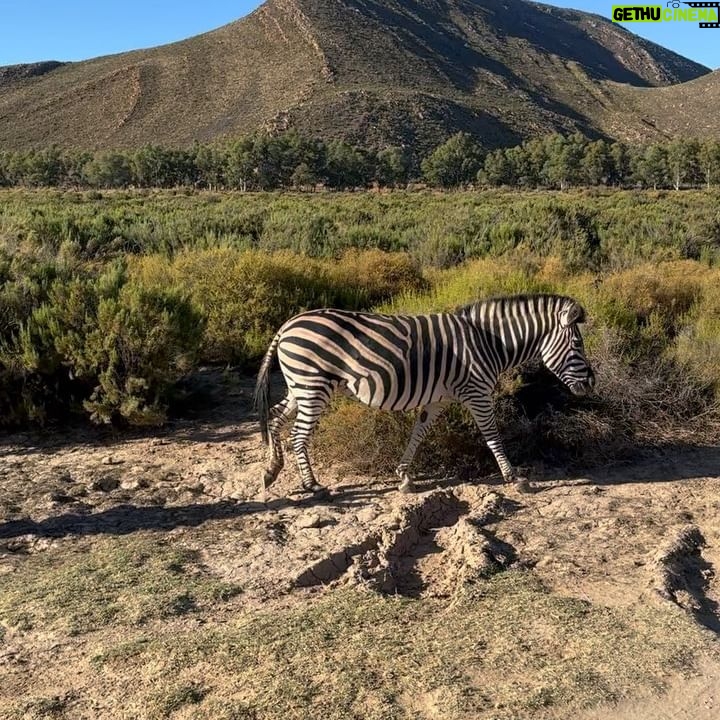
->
[666,1,681,7]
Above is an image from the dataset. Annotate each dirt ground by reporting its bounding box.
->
[1,369,719,719]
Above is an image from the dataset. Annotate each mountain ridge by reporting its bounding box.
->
[0,0,713,152]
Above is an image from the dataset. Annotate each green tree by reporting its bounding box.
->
[542,134,585,190]
[62,150,92,187]
[21,146,66,186]
[667,138,701,190]
[84,153,133,188]
[225,137,258,191]
[698,140,720,190]
[635,144,669,190]
[581,140,612,186]
[609,142,631,186]
[481,149,514,186]
[4,152,27,186]
[291,162,317,190]
[375,146,410,187]
[167,149,197,186]
[421,132,484,188]
[505,145,531,187]
[193,143,225,190]
[251,134,284,190]
[325,140,371,189]
[522,138,547,187]
[132,145,175,187]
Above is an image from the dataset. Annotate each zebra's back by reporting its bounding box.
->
[276,308,470,411]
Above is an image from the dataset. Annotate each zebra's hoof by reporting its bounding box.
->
[304,482,332,499]
[514,477,533,494]
[262,470,277,489]
[398,478,416,494]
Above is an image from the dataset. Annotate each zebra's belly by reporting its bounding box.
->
[344,371,452,411]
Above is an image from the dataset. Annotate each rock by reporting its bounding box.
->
[5,538,31,553]
[32,538,53,552]
[294,513,323,529]
[48,492,75,504]
[120,477,142,491]
[221,481,237,497]
[90,476,120,492]
[102,455,124,466]
[356,507,379,524]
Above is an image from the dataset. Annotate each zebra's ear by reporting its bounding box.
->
[559,301,586,327]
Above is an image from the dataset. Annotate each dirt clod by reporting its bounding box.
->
[89,476,120,492]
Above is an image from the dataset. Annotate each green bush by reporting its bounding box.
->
[1,187,719,442]
[133,248,425,366]
[2,187,720,268]
[5,262,203,425]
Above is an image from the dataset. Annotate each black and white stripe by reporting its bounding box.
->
[254,294,595,495]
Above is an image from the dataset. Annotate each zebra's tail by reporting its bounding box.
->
[254,330,282,446]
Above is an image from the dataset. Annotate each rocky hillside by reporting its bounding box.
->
[0,0,711,152]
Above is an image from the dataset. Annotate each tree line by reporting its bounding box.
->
[1,130,720,191]
[0,133,410,191]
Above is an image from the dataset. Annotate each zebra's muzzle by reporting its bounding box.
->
[567,370,595,397]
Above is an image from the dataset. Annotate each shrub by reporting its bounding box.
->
[380,257,556,315]
[672,277,720,397]
[327,249,426,308]
[134,250,330,365]
[5,262,204,425]
[314,400,413,474]
[133,248,426,366]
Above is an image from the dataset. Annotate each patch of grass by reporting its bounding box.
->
[0,535,243,636]
[154,682,208,718]
[81,571,713,720]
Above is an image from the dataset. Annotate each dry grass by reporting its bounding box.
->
[0,535,242,636]
[2,552,714,719]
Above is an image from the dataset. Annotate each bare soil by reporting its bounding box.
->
[1,369,719,719]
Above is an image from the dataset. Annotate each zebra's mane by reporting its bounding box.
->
[457,293,580,324]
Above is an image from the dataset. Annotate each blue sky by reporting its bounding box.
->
[0,1,260,65]
[548,0,718,68]
[0,1,717,69]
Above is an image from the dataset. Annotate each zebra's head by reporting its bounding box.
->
[540,299,595,396]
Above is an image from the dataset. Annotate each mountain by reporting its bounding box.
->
[609,70,720,141]
[0,0,712,153]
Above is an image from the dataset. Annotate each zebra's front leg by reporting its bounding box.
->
[463,395,530,492]
[395,402,447,494]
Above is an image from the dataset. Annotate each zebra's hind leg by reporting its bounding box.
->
[290,391,332,496]
[395,402,447,494]
[262,394,297,490]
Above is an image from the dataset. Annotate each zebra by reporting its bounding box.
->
[254,294,595,496]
